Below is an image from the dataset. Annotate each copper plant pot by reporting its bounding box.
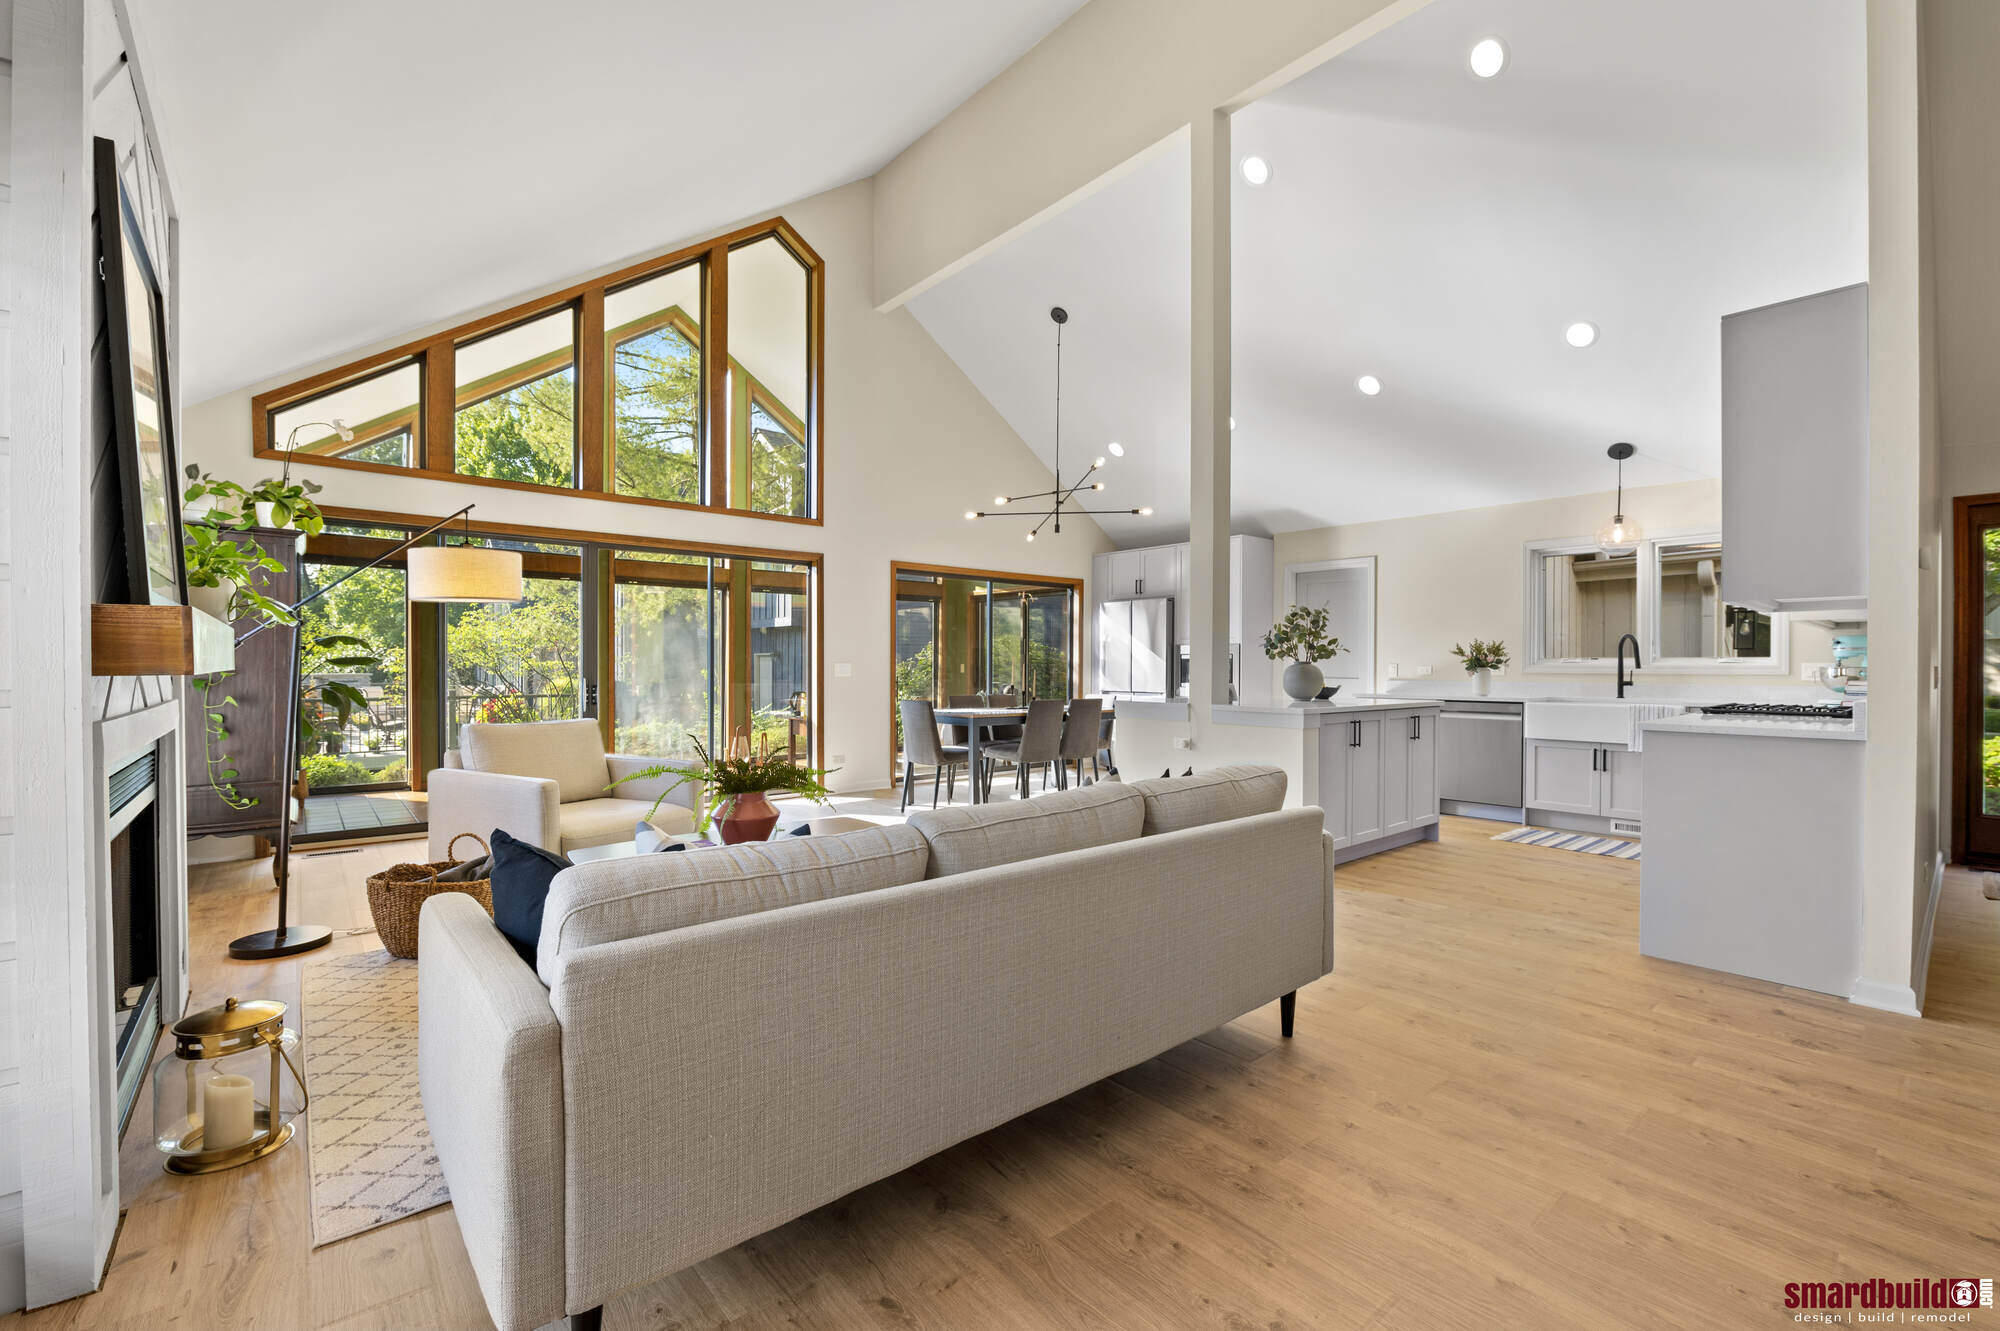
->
[718,790,780,843]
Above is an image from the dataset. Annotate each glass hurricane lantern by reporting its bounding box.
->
[152,995,308,1174]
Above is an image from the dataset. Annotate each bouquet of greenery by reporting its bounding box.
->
[1262,605,1344,663]
[1451,639,1510,673]
[610,733,837,837]
[183,522,296,625]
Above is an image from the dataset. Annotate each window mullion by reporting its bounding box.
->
[704,242,730,510]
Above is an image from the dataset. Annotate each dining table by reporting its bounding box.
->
[930,702,1113,804]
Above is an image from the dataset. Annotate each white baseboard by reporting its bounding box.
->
[1850,978,1922,1017]
[1912,851,1946,1014]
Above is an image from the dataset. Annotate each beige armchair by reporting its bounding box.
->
[426,718,700,860]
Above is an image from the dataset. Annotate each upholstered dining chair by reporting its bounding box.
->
[945,693,982,747]
[1055,697,1104,789]
[980,699,1065,799]
[1096,708,1116,777]
[898,699,971,812]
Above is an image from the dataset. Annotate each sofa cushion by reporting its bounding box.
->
[535,824,930,985]
[1126,764,1288,835]
[554,797,693,854]
[906,782,1145,880]
[487,829,572,967]
[462,719,608,805]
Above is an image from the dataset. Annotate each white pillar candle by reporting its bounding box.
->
[202,1074,255,1151]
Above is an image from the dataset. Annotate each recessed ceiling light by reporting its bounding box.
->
[1240,156,1271,186]
[1356,374,1382,396]
[1107,441,1124,457]
[1468,37,1508,79]
[1565,321,1600,348]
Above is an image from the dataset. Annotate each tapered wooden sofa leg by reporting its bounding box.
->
[1280,991,1296,1039]
[568,1308,603,1331]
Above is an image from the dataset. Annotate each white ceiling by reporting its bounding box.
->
[129,0,1087,405]
[908,0,1868,545]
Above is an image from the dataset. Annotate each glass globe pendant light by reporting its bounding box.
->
[1595,442,1644,555]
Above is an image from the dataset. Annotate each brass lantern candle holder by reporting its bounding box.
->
[151,995,308,1174]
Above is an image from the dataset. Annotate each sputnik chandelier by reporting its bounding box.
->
[964,306,1152,541]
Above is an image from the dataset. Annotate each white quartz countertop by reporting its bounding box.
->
[1638,710,1866,742]
[1213,697,1442,727]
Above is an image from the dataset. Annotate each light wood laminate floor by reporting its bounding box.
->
[11,813,2000,1330]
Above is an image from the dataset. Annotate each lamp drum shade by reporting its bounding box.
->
[407,545,525,602]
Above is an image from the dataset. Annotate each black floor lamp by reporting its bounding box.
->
[226,504,524,960]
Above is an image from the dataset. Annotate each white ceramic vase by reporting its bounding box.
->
[1474,668,1491,696]
[189,580,235,622]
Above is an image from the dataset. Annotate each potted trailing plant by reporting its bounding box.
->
[246,474,326,533]
[611,733,836,844]
[182,522,295,625]
[1263,605,1345,703]
[181,465,251,526]
[1451,639,1510,696]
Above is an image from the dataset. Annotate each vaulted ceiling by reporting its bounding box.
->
[128,0,1087,405]
[908,0,1868,544]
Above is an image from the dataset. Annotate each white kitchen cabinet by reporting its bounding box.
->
[1379,714,1410,836]
[1099,549,1147,600]
[1139,545,1181,603]
[1721,283,1868,614]
[1525,738,1643,823]
[1093,536,1274,694]
[1348,717,1385,843]
[1317,724,1351,846]
[1525,740,1599,816]
[1601,746,1644,823]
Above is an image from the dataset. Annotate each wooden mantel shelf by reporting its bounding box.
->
[91,603,235,677]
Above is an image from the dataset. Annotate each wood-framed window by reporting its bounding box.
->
[305,505,824,783]
[252,217,825,525]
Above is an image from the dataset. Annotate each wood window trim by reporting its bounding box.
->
[251,216,824,527]
[311,505,824,778]
[886,560,1085,786]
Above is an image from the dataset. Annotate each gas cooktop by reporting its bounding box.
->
[1696,702,1854,720]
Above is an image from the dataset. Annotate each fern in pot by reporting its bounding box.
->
[1264,605,1345,703]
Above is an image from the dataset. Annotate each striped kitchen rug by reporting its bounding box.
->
[1491,826,1642,860]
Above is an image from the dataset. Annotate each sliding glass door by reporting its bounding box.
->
[607,550,723,758]
[441,536,585,754]
[888,563,1079,776]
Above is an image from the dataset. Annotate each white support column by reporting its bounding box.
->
[1188,110,1232,712]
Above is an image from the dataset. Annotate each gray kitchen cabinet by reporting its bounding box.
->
[1525,738,1644,823]
[1319,708,1438,852]
[1720,283,1868,614]
[1318,723,1352,848]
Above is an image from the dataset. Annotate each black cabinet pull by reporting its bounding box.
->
[1350,719,1360,747]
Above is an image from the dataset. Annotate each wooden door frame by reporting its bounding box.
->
[1951,493,2000,866]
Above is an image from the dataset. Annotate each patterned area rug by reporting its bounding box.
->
[1492,825,1643,860]
[301,949,451,1245]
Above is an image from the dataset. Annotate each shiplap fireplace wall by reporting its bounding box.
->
[3,0,187,1312]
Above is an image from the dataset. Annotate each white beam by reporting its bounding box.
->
[1189,111,1232,709]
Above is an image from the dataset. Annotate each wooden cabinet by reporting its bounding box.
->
[1524,738,1644,824]
[1720,283,1868,614]
[1321,708,1439,854]
[182,527,302,840]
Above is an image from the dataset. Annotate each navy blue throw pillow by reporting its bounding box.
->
[487,829,571,967]
[787,823,813,837]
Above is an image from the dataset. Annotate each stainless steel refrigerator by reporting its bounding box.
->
[1097,596,1173,697]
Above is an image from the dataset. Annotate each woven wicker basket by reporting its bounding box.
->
[366,832,494,959]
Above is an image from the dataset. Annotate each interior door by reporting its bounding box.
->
[1956,498,2000,864]
[1293,562,1373,688]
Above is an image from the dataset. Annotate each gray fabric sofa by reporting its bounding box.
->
[417,765,1331,1331]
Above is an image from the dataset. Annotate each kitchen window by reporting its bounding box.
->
[1523,530,1789,674]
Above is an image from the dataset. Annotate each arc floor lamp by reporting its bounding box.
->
[227,504,524,960]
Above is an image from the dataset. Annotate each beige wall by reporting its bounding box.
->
[1269,479,1835,695]
[181,178,1112,795]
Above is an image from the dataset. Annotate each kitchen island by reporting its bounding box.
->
[1636,706,1868,1002]
[1111,698,1444,863]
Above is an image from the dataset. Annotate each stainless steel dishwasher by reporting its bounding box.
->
[1437,699,1525,816]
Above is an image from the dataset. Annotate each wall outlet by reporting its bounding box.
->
[834,662,853,678]
[830,754,845,766]
[1172,736,1194,750]
[1800,662,1830,682]
[1414,665,1432,678]
[1386,662,1400,678]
